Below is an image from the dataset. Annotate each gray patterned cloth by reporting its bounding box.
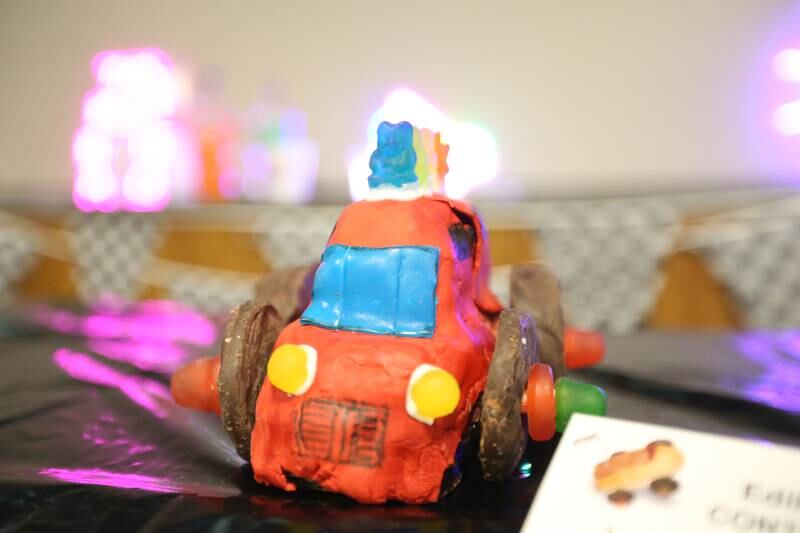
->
[39,196,800,330]
[68,213,161,304]
[523,200,679,334]
[702,197,800,329]
[0,219,39,304]
[163,263,256,316]
[253,206,341,268]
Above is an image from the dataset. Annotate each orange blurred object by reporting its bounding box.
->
[434,132,449,190]
[564,328,605,370]
[525,363,556,442]
[199,127,225,202]
[170,355,222,415]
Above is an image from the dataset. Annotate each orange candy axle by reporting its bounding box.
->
[523,329,607,441]
[170,355,222,415]
[525,364,557,441]
[564,327,605,369]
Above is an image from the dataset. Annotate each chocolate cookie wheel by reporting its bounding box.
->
[218,301,284,460]
[509,262,566,379]
[253,263,318,322]
[479,309,538,481]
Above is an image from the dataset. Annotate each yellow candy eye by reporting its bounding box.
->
[267,344,317,395]
[406,364,461,424]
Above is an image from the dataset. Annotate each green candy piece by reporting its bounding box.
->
[554,377,607,433]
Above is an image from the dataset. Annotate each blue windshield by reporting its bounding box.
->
[300,245,439,337]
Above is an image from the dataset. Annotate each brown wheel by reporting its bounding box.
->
[609,490,634,505]
[479,309,537,481]
[218,301,284,460]
[253,263,318,322]
[650,477,679,496]
[510,262,566,379]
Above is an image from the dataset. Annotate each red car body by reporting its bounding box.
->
[249,195,503,503]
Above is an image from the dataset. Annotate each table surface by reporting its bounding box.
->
[0,305,798,532]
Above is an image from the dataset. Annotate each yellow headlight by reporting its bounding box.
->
[406,364,461,424]
[267,344,317,395]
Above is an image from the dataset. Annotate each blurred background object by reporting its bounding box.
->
[2,0,800,331]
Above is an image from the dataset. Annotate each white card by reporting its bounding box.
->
[523,414,800,533]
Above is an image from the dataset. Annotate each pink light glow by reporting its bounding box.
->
[73,48,184,212]
[347,88,499,200]
[772,47,800,139]
[774,100,800,136]
[774,49,800,83]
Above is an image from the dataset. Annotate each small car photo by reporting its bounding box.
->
[594,440,684,505]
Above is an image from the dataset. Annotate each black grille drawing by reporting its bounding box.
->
[296,399,388,468]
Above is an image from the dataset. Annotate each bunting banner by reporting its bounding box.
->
[698,196,800,329]
[68,212,162,304]
[160,261,257,317]
[0,195,797,330]
[526,200,679,334]
[0,216,40,304]
[253,206,340,268]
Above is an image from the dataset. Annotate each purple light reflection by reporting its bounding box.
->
[87,338,187,374]
[39,467,240,497]
[82,302,217,346]
[40,468,180,493]
[81,417,156,456]
[53,349,172,418]
[734,331,800,414]
[30,300,217,346]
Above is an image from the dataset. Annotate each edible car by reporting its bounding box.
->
[171,121,608,504]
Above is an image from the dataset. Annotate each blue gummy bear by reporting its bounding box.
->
[368,121,418,190]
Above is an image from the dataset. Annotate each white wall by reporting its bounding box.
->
[1,0,797,201]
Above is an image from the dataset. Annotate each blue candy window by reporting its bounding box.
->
[301,245,439,337]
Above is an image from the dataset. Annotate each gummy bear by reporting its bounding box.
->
[368,121,418,191]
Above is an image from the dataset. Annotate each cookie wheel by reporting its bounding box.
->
[650,477,679,496]
[218,301,284,460]
[479,309,537,481]
[509,263,567,379]
[253,263,318,322]
[609,490,634,506]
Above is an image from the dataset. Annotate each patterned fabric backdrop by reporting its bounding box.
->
[2,194,800,331]
[525,200,679,334]
[0,217,39,305]
[68,212,161,304]
[163,262,257,316]
[702,198,800,329]
[253,206,341,268]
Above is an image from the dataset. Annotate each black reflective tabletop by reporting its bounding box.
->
[0,304,798,532]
